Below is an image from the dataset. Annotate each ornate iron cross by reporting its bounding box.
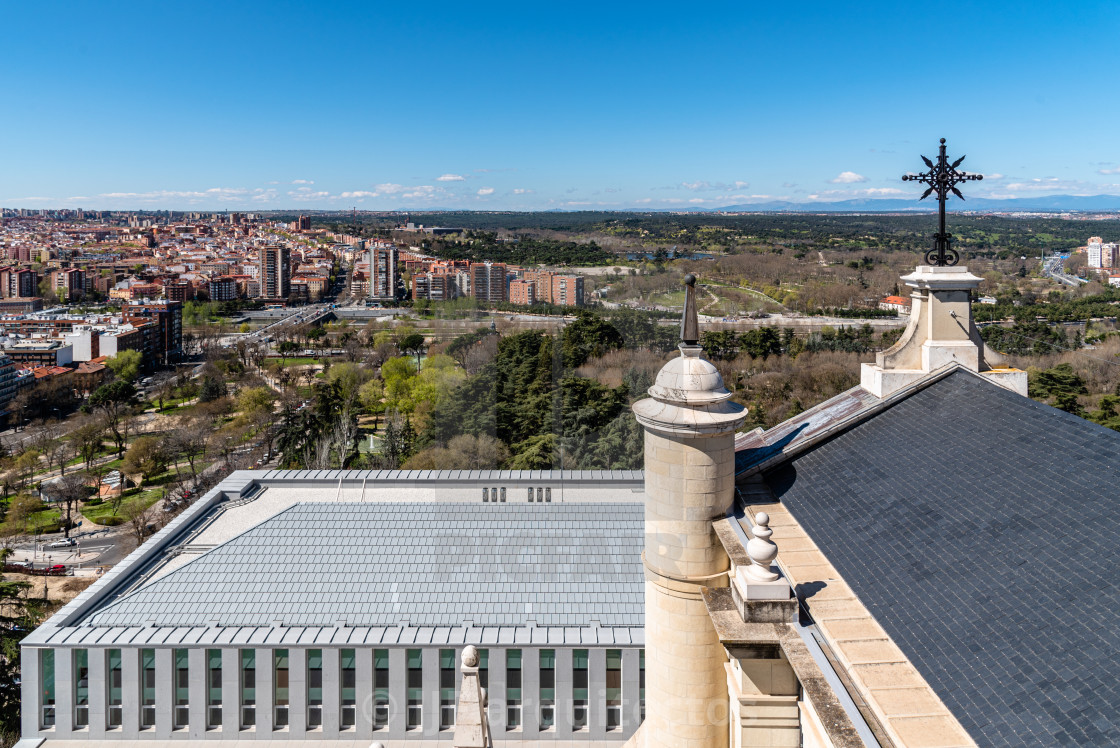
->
[902,138,983,266]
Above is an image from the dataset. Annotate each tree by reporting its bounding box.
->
[169,416,212,481]
[33,422,69,478]
[398,332,426,369]
[123,497,160,549]
[0,548,48,737]
[43,473,91,538]
[70,419,105,472]
[561,313,624,368]
[9,450,40,491]
[121,436,169,486]
[198,376,228,403]
[104,349,143,383]
[88,380,137,458]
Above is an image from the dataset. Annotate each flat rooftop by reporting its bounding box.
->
[29,470,646,648]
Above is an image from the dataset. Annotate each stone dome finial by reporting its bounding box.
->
[681,273,700,345]
[462,645,479,669]
[745,512,780,582]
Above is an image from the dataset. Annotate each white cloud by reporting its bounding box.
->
[512,188,533,195]
[95,188,249,202]
[291,179,314,185]
[679,180,749,192]
[830,171,868,184]
[287,189,330,201]
[341,191,378,198]
[984,173,1005,180]
[1099,166,1120,175]
[477,187,494,196]
[437,174,465,182]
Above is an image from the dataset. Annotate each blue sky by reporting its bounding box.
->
[3,0,1119,210]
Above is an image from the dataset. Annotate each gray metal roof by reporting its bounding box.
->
[254,468,644,483]
[762,369,1120,747]
[82,502,643,631]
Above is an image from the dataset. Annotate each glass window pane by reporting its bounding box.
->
[308,649,323,705]
[74,649,89,706]
[274,650,289,706]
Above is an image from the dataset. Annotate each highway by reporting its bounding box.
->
[1042,254,1088,287]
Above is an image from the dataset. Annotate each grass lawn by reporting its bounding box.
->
[647,289,687,308]
[264,357,321,369]
[81,470,176,526]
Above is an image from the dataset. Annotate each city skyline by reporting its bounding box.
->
[4,1,1120,210]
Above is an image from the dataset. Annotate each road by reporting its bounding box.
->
[1043,255,1088,287]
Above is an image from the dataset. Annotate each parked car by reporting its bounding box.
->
[48,538,77,548]
[48,565,66,574]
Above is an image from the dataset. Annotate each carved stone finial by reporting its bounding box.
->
[453,645,491,747]
[745,512,780,582]
[681,274,700,345]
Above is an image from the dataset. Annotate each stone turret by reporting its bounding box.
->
[632,275,747,748]
[861,264,1027,397]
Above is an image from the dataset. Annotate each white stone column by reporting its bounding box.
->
[255,648,274,739]
[154,648,172,738]
[633,338,747,748]
[220,648,239,736]
[355,647,374,741]
[186,647,206,739]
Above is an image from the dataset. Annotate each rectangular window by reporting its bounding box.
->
[74,649,89,728]
[40,649,55,728]
[274,650,289,727]
[527,487,534,502]
[406,649,422,729]
[483,487,489,502]
[537,487,543,502]
[573,649,588,730]
[500,487,506,501]
[140,649,156,728]
[506,649,522,729]
[307,649,323,728]
[240,650,256,728]
[539,649,555,729]
[440,649,456,729]
[545,487,552,502]
[373,649,389,728]
[207,649,222,729]
[639,649,645,722]
[341,649,357,728]
[478,648,488,689]
[174,649,189,729]
[606,649,622,730]
[107,649,123,728]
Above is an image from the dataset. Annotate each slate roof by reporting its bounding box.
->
[762,369,1120,747]
[84,502,644,630]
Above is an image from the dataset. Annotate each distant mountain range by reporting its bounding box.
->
[675,195,1120,213]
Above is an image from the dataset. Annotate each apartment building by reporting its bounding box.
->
[258,245,291,300]
[470,262,507,303]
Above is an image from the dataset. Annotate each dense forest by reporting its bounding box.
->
[298,211,1120,261]
[423,232,613,266]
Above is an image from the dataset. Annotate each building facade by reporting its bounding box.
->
[21,470,646,746]
[470,262,507,303]
[258,245,291,300]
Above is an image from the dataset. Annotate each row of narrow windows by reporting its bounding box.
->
[482,487,552,503]
[39,647,643,732]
